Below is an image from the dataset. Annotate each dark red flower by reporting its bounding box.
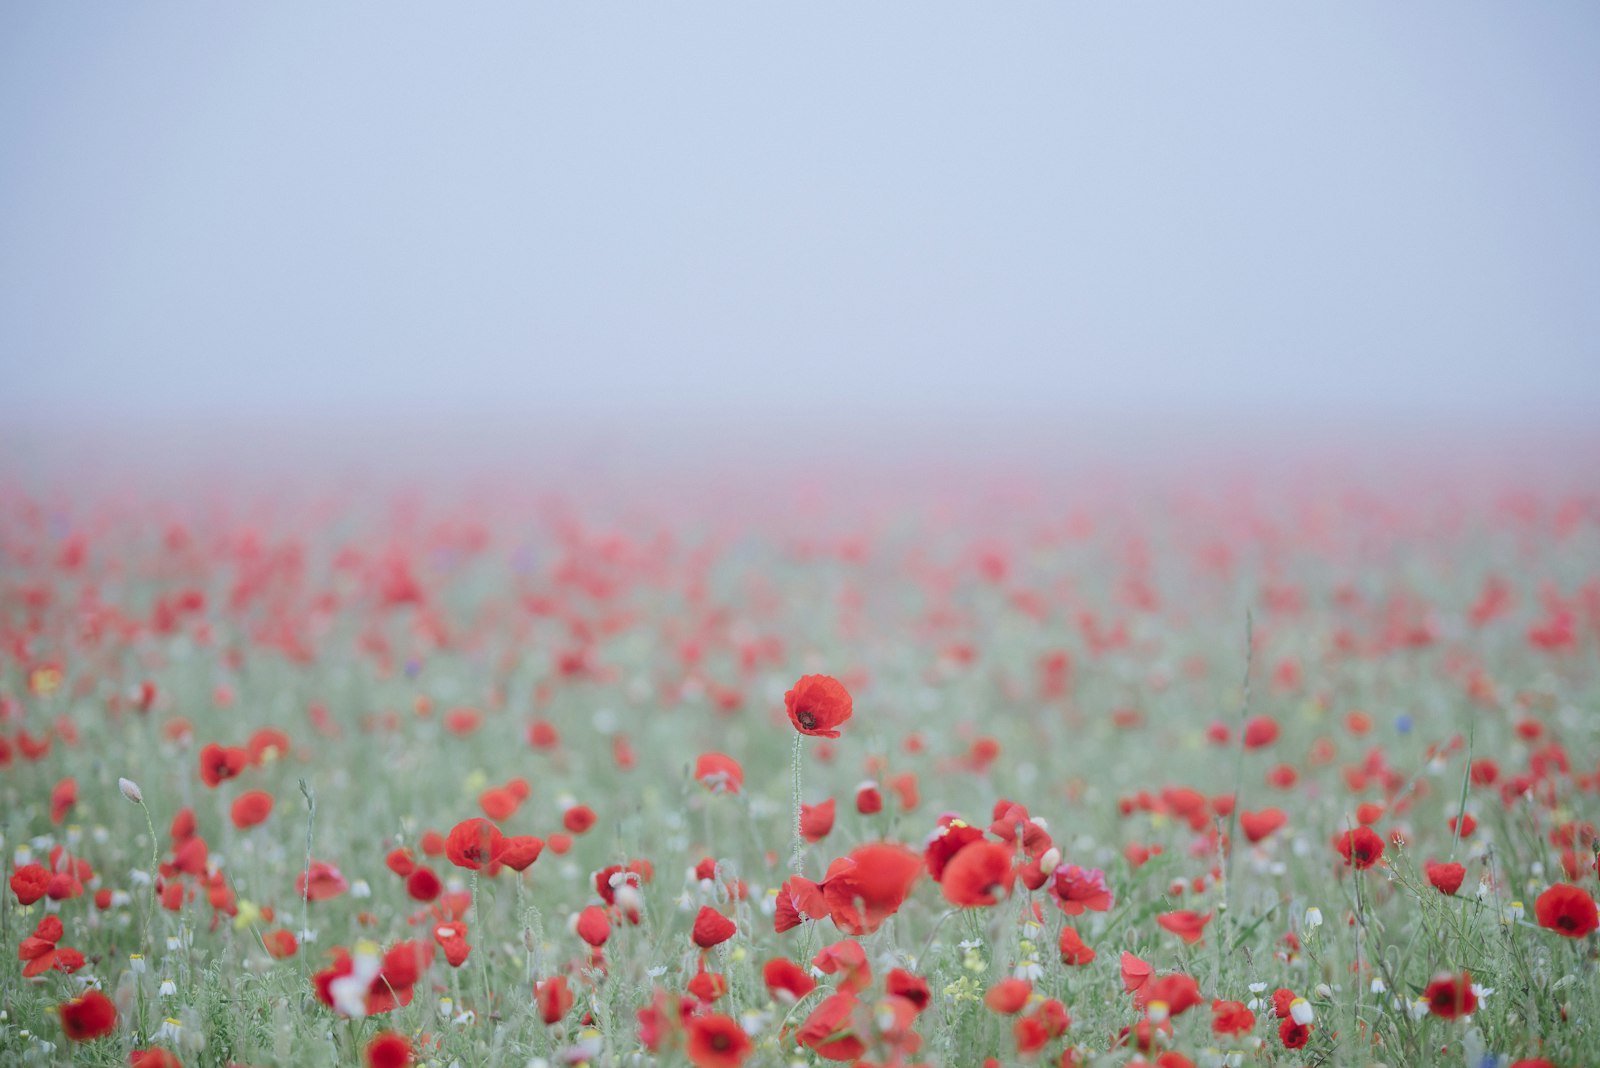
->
[1279,1018,1312,1049]
[1534,883,1598,938]
[692,906,737,948]
[685,1012,752,1068]
[886,967,930,1011]
[10,863,49,905]
[1050,864,1113,915]
[1424,971,1478,1019]
[445,818,503,872]
[365,1031,413,1068]
[58,990,117,1041]
[1424,861,1466,896]
[1333,827,1385,869]
[198,743,248,788]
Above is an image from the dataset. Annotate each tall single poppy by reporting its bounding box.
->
[785,675,853,738]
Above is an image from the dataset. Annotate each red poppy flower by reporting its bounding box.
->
[198,743,248,788]
[130,1050,184,1068]
[296,861,348,901]
[50,777,77,824]
[479,787,519,821]
[1534,883,1598,938]
[939,839,1014,907]
[248,727,292,765]
[263,929,298,958]
[685,1013,752,1068]
[1242,716,1279,748]
[365,1031,413,1068]
[1121,951,1153,999]
[886,967,930,1011]
[694,753,744,794]
[984,978,1032,1014]
[687,965,729,1002]
[797,992,865,1061]
[1050,864,1113,915]
[1156,910,1213,945]
[1279,1019,1312,1049]
[11,863,49,905]
[820,843,922,934]
[19,914,64,974]
[1059,926,1096,965]
[785,675,853,738]
[774,875,827,933]
[536,976,573,1024]
[1146,973,1203,1017]
[854,782,882,814]
[800,799,836,843]
[445,818,503,871]
[1424,861,1466,896]
[563,804,598,834]
[58,990,117,1041]
[1021,998,1071,1047]
[924,819,985,879]
[692,906,737,948]
[433,921,471,968]
[1423,971,1477,1019]
[406,866,442,902]
[312,941,431,1017]
[230,790,274,829]
[494,836,544,873]
[1211,999,1255,1036]
[1239,808,1287,843]
[762,957,816,1003]
[812,938,871,994]
[1333,827,1385,869]
[576,905,611,947]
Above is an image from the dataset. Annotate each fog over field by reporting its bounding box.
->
[2,2,1598,473]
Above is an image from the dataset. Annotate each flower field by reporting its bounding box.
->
[2,467,1596,1068]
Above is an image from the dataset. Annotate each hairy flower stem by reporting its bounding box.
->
[298,778,315,970]
[790,732,804,874]
[139,799,160,957]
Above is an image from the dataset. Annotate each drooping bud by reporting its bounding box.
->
[119,778,144,804]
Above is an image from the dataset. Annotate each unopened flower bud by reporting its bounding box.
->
[119,778,143,804]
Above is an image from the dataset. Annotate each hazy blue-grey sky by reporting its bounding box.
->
[2,3,1597,441]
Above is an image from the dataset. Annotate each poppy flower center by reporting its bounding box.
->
[797,710,817,729]
[710,1033,731,1050]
